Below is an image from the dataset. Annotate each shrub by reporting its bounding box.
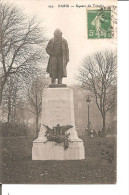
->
[0,122,28,137]
[97,140,115,164]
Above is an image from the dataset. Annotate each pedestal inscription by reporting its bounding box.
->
[42,88,75,127]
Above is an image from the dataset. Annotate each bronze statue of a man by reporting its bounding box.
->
[46,29,69,84]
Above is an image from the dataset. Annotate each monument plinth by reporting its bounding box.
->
[32,87,85,160]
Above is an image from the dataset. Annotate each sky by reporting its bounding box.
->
[5,0,117,85]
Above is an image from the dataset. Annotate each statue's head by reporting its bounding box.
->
[54,29,62,38]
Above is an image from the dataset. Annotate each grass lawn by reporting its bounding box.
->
[0,136,116,184]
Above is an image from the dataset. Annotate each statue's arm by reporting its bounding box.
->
[46,40,53,56]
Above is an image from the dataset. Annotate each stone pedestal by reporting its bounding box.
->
[32,88,85,160]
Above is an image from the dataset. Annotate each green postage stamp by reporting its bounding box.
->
[87,8,112,39]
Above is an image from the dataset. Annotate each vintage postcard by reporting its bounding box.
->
[0,0,117,185]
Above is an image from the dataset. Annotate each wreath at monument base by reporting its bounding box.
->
[43,124,73,150]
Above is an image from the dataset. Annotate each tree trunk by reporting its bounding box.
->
[36,113,39,137]
[13,106,16,123]
[102,114,106,137]
[7,108,11,122]
[13,101,17,123]
[7,97,11,122]
[0,90,2,106]
[0,83,4,106]
[0,78,7,106]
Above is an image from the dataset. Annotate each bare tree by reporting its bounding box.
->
[78,50,117,136]
[2,74,22,122]
[0,2,47,105]
[1,66,48,125]
[27,77,48,136]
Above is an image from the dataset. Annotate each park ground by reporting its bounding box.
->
[0,136,116,184]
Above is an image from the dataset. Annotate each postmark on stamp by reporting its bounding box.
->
[87,8,113,39]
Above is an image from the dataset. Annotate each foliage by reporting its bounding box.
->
[0,122,28,137]
[97,141,115,164]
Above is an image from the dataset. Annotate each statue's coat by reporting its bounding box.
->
[46,38,69,77]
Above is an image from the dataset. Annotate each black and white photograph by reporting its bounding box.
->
[0,0,128,190]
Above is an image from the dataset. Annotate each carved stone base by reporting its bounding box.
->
[32,139,85,160]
